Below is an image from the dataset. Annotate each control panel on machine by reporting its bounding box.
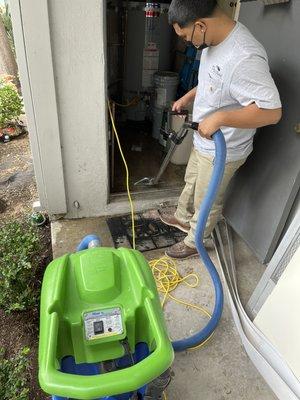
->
[84,307,124,341]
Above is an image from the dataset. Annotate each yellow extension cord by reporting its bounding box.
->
[108,100,136,249]
[108,99,214,399]
[149,256,214,351]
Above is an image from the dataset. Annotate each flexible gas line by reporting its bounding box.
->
[113,96,140,108]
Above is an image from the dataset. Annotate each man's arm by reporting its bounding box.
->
[183,86,198,104]
[198,103,282,139]
[172,86,198,112]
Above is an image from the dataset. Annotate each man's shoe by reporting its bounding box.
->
[159,213,190,233]
[165,241,198,260]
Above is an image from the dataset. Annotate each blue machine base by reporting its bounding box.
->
[52,343,149,400]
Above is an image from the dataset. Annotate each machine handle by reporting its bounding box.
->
[39,301,174,399]
[161,109,189,140]
[184,121,199,131]
[168,109,189,117]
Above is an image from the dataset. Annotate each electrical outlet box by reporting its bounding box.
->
[217,0,238,18]
[261,0,289,5]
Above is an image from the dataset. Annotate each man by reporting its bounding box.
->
[161,0,282,259]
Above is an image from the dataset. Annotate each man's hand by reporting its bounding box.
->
[172,86,198,114]
[198,112,222,140]
[172,97,189,113]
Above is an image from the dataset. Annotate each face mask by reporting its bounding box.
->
[195,31,208,50]
[191,24,208,50]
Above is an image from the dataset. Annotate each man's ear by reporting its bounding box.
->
[195,21,207,33]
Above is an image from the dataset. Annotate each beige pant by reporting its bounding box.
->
[175,148,246,248]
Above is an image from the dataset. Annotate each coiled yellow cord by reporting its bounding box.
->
[150,256,214,351]
[108,100,136,249]
[149,256,211,319]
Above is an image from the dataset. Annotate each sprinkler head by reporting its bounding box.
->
[3,134,10,143]
[30,212,47,227]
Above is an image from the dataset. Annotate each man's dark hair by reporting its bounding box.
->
[168,0,217,28]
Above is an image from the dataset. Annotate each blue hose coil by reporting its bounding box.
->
[172,130,226,352]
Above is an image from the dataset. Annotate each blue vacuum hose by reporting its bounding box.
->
[76,130,226,352]
[76,234,101,251]
[172,130,226,352]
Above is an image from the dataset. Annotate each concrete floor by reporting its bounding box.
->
[51,217,277,400]
[111,124,186,194]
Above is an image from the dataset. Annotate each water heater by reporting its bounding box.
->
[123,2,173,121]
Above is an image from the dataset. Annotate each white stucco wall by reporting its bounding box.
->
[10,0,109,218]
[48,1,109,218]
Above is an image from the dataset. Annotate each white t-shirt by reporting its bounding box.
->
[193,22,281,161]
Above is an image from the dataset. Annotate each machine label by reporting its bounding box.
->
[84,307,123,340]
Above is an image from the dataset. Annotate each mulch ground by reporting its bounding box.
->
[0,133,52,399]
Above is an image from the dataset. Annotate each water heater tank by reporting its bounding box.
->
[123,2,173,120]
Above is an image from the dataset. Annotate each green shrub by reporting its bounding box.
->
[0,347,30,400]
[0,79,23,128]
[0,221,41,312]
[1,4,15,54]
